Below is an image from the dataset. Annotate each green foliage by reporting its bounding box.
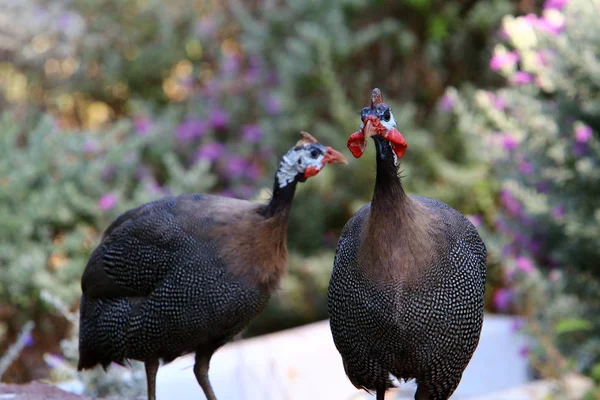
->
[450,0,600,381]
[0,110,216,363]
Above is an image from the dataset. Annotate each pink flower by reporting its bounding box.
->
[490,51,519,71]
[245,162,262,180]
[518,160,533,175]
[493,288,513,311]
[134,116,151,136]
[575,124,593,143]
[501,134,519,151]
[544,0,568,10]
[537,15,565,35]
[519,345,530,358]
[439,93,454,111]
[500,189,521,215]
[552,205,565,219]
[98,193,117,211]
[467,215,483,228]
[515,256,535,273]
[512,71,533,85]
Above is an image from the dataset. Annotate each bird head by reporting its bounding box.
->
[277,131,347,188]
[347,88,407,159]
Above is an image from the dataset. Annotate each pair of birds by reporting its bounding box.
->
[78,89,487,400]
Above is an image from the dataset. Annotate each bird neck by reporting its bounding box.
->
[260,172,298,219]
[371,136,406,217]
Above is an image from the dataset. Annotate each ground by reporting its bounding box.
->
[0,382,114,400]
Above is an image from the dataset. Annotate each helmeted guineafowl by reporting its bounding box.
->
[327,89,487,400]
[78,132,347,400]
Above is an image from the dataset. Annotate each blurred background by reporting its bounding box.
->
[0,0,599,398]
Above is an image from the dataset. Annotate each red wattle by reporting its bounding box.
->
[304,165,321,178]
[347,131,366,158]
[384,128,408,158]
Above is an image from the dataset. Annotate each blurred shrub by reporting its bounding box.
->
[0,110,216,382]
[0,0,535,386]
[449,0,600,390]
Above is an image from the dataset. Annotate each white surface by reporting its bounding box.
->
[156,314,530,400]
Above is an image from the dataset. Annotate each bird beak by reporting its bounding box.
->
[323,147,348,165]
[347,117,381,158]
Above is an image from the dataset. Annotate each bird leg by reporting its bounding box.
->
[194,353,217,400]
[376,389,386,400]
[144,358,159,400]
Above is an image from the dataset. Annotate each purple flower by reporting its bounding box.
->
[225,156,247,178]
[510,318,525,333]
[519,345,530,358]
[490,51,519,71]
[177,118,209,142]
[195,143,225,162]
[135,166,150,180]
[210,109,229,129]
[83,140,100,154]
[45,354,64,369]
[575,124,593,143]
[219,189,236,198]
[501,134,519,151]
[573,142,588,156]
[101,166,115,182]
[196,17,217,38]
[23,332,34,347]
[98,193,117,211]
[264,94,282,115]
[537,181,550,193]
[495,217,511,234]
[134,116,151,136]
[500,189,521,215]
[57,13,73,31]
[439,93,454,111]
[552,205,565,219]
[242,124,262,143]
[245,162,262,180]
[518,160,533,175]
[493,288,513,311]
[527,240,541,254]
[515,256,535,274]
[235,184,255,199]
[221,54,241,76]
[544,0,568,10]
[512,71,533,85]
[467,215,483,227]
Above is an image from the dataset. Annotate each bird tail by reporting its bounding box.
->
[77,295,128,371]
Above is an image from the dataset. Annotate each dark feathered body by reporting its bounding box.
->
[328,137,486,399]
[78,192,289,371]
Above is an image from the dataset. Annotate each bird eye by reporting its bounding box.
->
[310,149,319,159]
[383,110,391,122]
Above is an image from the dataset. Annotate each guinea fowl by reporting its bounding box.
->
[327,89,486,400]
[78,131,347,400]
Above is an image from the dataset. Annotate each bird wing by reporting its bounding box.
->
[81,196,191,299]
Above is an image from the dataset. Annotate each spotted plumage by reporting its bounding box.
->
[328,89,486,400]
[78,132,347,400]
